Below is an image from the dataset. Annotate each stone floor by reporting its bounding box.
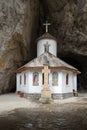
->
[0,91,87,115]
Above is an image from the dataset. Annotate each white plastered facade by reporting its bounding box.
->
[37,39,57,56]
[16,70,77,94]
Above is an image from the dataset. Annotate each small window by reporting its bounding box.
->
[66,74,69,85]
[20,75,22,85]
[24,74,26,85]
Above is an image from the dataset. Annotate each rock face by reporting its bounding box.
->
[0,0,87,93]
[0,0,39,93]
[40,0,87,89]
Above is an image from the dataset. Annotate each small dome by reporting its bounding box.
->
[36,32,57,42]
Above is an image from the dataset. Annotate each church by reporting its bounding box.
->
[16,22,80,100]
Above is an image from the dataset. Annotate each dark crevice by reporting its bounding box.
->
[59,53,87,89]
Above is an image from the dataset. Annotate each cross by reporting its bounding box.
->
[43,21,51,33]
[44,42,50,52]
[42,65,50,89]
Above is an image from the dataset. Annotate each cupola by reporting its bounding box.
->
[36,21,57,56]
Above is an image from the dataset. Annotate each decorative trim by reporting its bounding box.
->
[16,66,80,74]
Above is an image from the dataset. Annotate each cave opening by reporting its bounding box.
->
[59,53,87,90]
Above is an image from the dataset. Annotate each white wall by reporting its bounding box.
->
[16,72,29,93]
[37,39,57,56]
[73,74,77,90]
[62,71,75,93]
[16,74,21,91]
[20,70,63,94]
[22,70,63,94]
[49,71,63,93]
[28,71,42,93]
[16,70,77,94]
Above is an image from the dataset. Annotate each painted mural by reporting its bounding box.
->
[33,72,39,86]
[52,72,58,86]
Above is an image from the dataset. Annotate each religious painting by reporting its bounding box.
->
[52,72,58,86]
[33,72,39,86]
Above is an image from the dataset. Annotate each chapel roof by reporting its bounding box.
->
[17,52,80,74]
[36,32,58,42]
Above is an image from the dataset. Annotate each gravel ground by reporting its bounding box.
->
[0,92,87,115]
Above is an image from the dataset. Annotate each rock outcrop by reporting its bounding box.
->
[0,0,87,93]
[0,0,39,93]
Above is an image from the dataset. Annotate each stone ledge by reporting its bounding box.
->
[24,93,74,100]
[24,93,41,101]
[52,93,73,100]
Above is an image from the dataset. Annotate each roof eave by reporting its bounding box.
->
[36,32,58,43]
[16,66,81,74]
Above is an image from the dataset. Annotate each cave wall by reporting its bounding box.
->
[39,0,87,89]
[0,0,87,93]
[0,0,39,93]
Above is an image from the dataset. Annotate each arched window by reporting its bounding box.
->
[66,74,69,85]
[24,74,26,85]
[20,75,22,85]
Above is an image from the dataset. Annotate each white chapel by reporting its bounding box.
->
[16,21,80,100]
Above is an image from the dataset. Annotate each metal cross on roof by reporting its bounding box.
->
[43,21,51,33]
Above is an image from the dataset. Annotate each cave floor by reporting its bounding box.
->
[0,92,87,130]
[0,91,87,115]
